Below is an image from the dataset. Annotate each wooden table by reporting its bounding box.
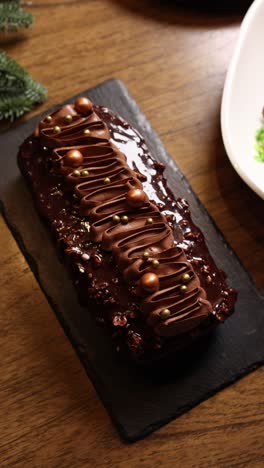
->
[1,1,263,466]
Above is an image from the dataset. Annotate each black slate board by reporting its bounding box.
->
[0,79,264,442]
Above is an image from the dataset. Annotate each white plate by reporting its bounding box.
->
[221,0,264,199]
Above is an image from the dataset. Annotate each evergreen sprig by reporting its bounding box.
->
[0,51,47,121]
[0,0,33,33]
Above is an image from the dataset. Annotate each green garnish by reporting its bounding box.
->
[0,0,33,33]
[254,126,264,162]
[0,51,47,121]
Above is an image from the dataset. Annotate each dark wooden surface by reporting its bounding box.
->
[0,1,263,466]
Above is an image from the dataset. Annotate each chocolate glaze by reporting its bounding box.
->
[18,99,237,363]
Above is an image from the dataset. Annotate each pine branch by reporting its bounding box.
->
[0,1,33,33]
[0,48,26,93]
[0,51,47,121]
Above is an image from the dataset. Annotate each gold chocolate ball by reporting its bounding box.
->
[45,115,52,123]
[180,284,187,293]
[82,170,89,176]
[126,188,146,208]
[64,149,84,167]
[152,259,160,268]
[104,177,111,184]
[121,215,129,225]
[83,128,91,135]
[160,309,171,320]
[112,215,120,224]
[65,114,73,123]
[53,125,61,134]
[75,97,93,115]
[73,170,81,177]
[143,251,150,260]
[146,217,153,225]
[181,273,191,283]
[140,272,159,293]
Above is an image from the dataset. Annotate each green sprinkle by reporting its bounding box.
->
[254,125,264,162]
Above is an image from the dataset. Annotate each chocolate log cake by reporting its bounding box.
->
[18,97,237,363]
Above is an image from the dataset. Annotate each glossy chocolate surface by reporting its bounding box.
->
[18,101,237,362]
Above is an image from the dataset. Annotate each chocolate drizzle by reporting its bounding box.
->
[37,99,213,338]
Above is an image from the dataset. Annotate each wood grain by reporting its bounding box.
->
[0,1,263,466]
